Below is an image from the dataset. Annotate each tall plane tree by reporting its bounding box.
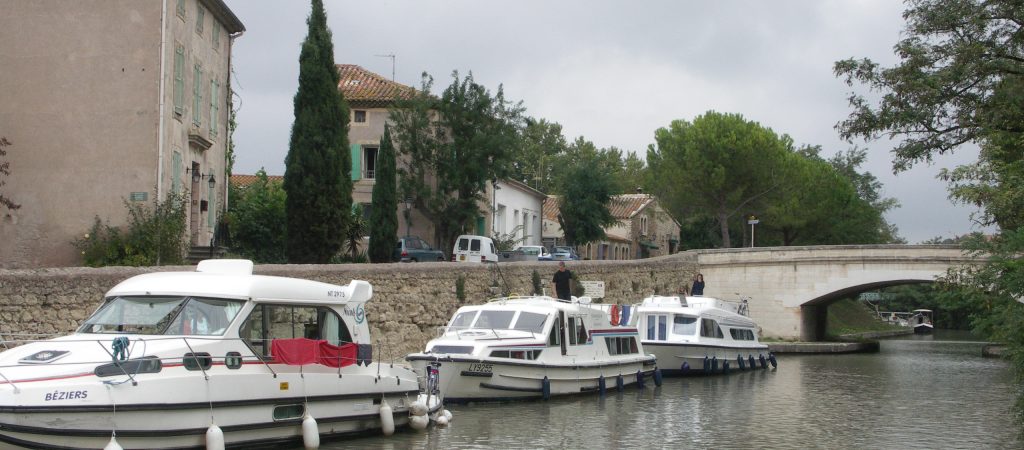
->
[389,72,524,254]
[647,111,791,247]
[368,125,398,263]
[283,0,351,263]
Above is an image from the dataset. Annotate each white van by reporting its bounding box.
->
[452,235,498,263]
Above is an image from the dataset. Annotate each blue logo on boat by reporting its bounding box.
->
[355,305,365,324]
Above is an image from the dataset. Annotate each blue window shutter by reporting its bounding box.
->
[173,45,184,115]
[350,144,361,180]
[192,65,202,126]
[171,151,181,194]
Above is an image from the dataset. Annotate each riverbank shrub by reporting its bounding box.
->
[72,192,188,267]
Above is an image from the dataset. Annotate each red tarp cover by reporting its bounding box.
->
[270,338,357,368]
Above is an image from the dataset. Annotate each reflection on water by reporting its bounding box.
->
[323,331,1018,449]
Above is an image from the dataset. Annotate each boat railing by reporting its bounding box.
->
[435,325,538,341]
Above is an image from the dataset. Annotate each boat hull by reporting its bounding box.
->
[643,342,771,376]
[0,363,432,449]
[408,355,656,403]
[914,323,934,334]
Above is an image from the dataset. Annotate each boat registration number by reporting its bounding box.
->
[467,363,492,374]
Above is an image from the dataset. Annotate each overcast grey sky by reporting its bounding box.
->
[223,0,992,244]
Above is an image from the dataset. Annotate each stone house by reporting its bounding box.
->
[0,0,244,268]
[542,193,681,259]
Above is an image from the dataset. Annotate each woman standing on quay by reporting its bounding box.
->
[691,273,705,296]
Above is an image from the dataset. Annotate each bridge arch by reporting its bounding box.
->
[689,245,977,341]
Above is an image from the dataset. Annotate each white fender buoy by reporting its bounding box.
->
[104,435,123,450]
[442,409,453,422]
[379,400,395,436]
[410,413,429,431]
[302,411,320,449]
[435,414,449,427]
[206,423,225,450]
[409,400,428,416]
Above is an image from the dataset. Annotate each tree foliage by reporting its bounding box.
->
[647,111,793,247]
[283,0,351,263]
[0,137,20,212]
[389,72,524,253]
[344,204,367,261]
[557,153,619,246]
[509,118,568,193]
[368,125,399,263]
[226,170,286,263]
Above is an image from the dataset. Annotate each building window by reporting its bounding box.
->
[208,179,216,227]
[641,216,648,236]
[353,110,367,123]
[176,0,185,19]
[196,5,205,34]
[495,204,506,235]
[209,79,219,137]
[173,44,185,117]
[362,146,377,179]
[192,64,202,126]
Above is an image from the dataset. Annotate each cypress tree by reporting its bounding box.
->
[283,0,351,263]
[368,124,399,263]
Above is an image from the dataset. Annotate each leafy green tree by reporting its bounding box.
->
[283,0,351,263]
[836,0,1024,428]
[226,170,286,263]
[647,111,793,247]
[368,125,399,263]
[510,117,568,193]
[389,71,524,253]
[0,136,19,212]
[557,154,619,246]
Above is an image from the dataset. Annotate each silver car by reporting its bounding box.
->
[552,246,579,261]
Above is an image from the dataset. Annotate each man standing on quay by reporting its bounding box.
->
[551,262,573,301]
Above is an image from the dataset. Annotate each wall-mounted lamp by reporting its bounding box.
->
[185,167,216,188]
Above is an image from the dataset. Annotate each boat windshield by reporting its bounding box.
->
[511,312,548,333]
[79,296,245,336]
[673,315,698,335]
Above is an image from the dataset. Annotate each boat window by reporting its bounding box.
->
[474,310,515,330]
[729,328,755,341]
[567,316,588,346]
[673,316,698,335]
[489,349,542,360]
[240,304,351,358]
[700,318,725,338]
[448,311,478,332]
[225,351,243,369]
[512,312,547,334]
[646,314,669,340]
[548,321,561,347]
[165,297,245,336]
[605,337,639,355]
[183,352,213,371]
[273,404,305,421]
[94,356,162,377]
[79,296,186,334]
[429,345,474,354]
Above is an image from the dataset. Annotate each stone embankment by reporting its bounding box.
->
[0,255,698,359]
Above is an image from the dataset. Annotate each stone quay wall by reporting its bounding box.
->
[0,254,698,359]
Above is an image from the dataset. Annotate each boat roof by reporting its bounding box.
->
[105,259,372,305]
[912,309,933,313]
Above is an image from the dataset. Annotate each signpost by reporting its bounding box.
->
[579,281,605,299]
[747,215,760,248]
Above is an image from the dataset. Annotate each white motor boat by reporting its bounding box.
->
[0,260,443,449]
[910,309,934,334]
[630,295,774,375]
[406,295,659,403]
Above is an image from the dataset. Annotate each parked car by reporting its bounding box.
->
[452,235,498,263]
[514,245,552,261]
[393,236,446,262]
[552,246,580,261]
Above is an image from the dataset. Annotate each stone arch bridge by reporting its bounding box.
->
[689,245,978,341]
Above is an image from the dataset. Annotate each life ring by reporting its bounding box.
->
[610,304,620,326]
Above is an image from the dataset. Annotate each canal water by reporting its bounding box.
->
[326,331,1019,449]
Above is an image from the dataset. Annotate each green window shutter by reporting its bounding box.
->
[175,0,184,18]
[476,216,485,235]
[192,65,202,126]
[173,45,184,115]
[196,6,204,34]
[350,144,361,180]
[171,151,181,194]
[213,24,220,48]
[210,80,219,136]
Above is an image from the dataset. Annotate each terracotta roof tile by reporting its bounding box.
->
[337,64,416,107]
[231,174,283,189]
[543,194,654,221]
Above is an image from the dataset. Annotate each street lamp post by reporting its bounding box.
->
[747,215,759,248]
[403,198,412,237]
